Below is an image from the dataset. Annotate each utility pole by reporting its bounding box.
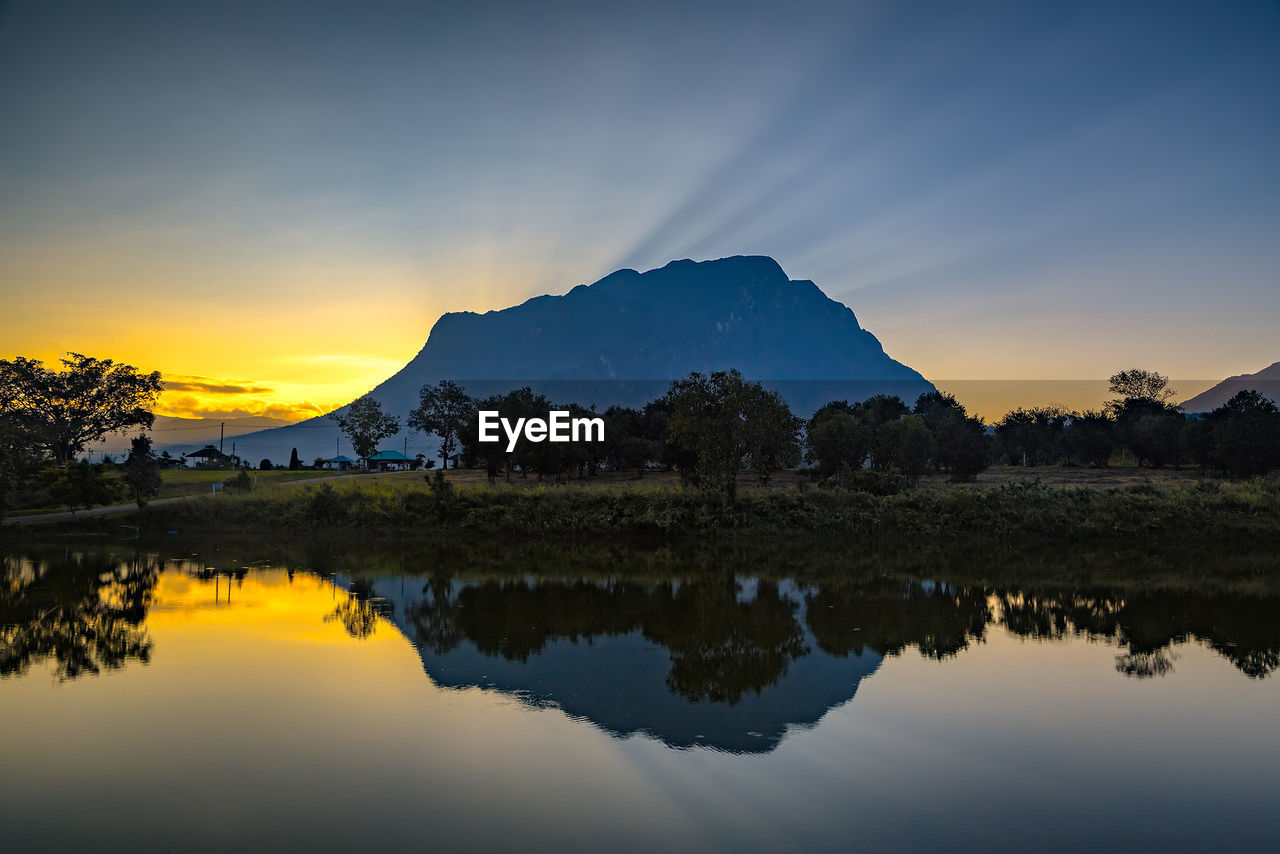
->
[220,421,225,455]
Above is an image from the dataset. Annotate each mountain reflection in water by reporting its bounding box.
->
[4,542,1277,756]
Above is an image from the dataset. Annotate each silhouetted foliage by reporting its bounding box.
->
[0,550,158,680]
[332,396,400,463]
[995,407,1067,466]
[122,434,162,507]
[1205,390,1280,477]
[1064,410,1115,468]
[914,392,989,481]
[1108,368,1175,405]
[665,370,800,499]
[48,460,118,512]
[0,353,162,464]
[409,380,474,470]
[805,402,870,484]
[224,469,252,493]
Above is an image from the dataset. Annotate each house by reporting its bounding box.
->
[366,449,413,471]
[324,455,357,471]
[186,445,233,468]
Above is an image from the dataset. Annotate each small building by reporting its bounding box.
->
[366,449,413,471]
[324,455,357,471]
[186,445,233,468]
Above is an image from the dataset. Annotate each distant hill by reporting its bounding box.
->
[91,414,295,458]
[1180,362,1280,413]
[215,256,933,462]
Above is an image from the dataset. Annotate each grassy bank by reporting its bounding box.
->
[84,468,1280,544]
[7,467,336,515]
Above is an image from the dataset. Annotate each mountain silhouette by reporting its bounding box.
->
[184,256,931,461]
[1180,362,1280,413]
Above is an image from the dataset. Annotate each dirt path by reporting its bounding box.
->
[2,471,399,526]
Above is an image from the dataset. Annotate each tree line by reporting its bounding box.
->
[991,370,1280,478]
[4,352,1278,518]
[387,367,1279,499]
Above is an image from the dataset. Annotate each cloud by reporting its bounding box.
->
[162,374,275,395]
[157,394,335,423]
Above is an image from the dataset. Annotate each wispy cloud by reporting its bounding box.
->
[163,374,275,395]
[157,393,337,423]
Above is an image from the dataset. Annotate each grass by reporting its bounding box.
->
[151,468,333,499]
[7,467,337,515]
[93,464,1280,544]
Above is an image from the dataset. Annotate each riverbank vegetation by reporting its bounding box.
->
[52,466,1278,544]
[4,353,1279,529]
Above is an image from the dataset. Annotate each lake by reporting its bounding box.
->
[2,537,1278,852]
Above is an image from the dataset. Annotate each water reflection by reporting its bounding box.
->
[3,541,1279,755]
[390,576,859,752]
[1,549,158,680]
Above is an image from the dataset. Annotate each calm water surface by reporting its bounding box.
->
[2,540,1278,852]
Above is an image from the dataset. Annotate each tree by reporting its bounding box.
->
[665,370,795,500]
[288,447,301,470]
[0,353,162,464]
[741,385,801,483]
[48,460,118,513]
[1112,398,1183,467]
[1104,367,1183,467]
[332,396,400,464]
[122,434,162,508]
[913,392,989,481]
[408,381,473,470]
[932,412,990,482]
[874,416,935,484]
[458,388,549,483]
[1207,389,1280,477]
[912,391,965,436]
[806,401,871,483]
[995,406,1067,466]
[1108,369,1174,406]
[1181,416,1216,471]
[259,458,273,471]
[603,406,653,477]
[1065,410,1115,468]
[0,414,42,520]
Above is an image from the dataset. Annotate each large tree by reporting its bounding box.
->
[665,370,798,499]
[408,380,473,469]
[0,353,162,464]
[1207,389,1280,477]
[332,396,400,463]
[1108,368,1175,406]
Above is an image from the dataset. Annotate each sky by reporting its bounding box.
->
[1,0,1277,421]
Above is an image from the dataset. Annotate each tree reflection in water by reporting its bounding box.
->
[4,543,1279,692]
[327,575,393,639]
[404,577,808,703]
[0,549,158,680]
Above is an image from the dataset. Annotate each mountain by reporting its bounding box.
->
[1180,362,1280,413]
[92,414,295,458]
[212,256,932,462]
[363,573,882,755]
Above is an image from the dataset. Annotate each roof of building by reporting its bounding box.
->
[326,455,356,463]
[368,450,412,461]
